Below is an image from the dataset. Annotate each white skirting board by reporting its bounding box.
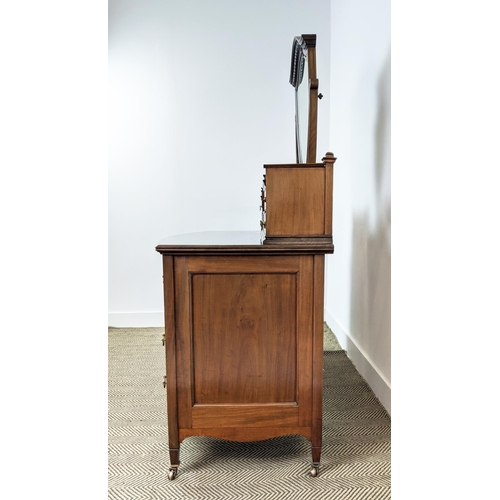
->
[108,311,164,328]
[324,309,391,415]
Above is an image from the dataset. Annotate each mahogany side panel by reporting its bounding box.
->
[266,167,325,236]
[192,273,297,404]
[173,255,318,434]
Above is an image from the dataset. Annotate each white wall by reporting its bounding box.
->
[108,0,331,326]
[108,0,391,414]
[325,0,391,413]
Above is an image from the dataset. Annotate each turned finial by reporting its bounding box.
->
[322,152,337,164]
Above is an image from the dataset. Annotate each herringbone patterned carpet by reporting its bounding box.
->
[108,326,391,499]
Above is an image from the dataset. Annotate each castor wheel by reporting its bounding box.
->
[168,467,178,480]
[310,465,319,477]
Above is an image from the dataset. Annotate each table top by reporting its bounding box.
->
[155,231,334,256]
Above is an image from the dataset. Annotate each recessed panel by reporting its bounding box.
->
[192,273,297,404]
[266,168,325,236]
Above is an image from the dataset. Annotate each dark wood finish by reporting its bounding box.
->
[155,33,335,479]
[312,254,325,465]
[323,152,335,235]
[262,152,336,242]
[306,41,318,164]
[168,448,179,470]
[156,231,333,255]
[157,236,329,474]
[173,255,315,434]
[262,236,334,246]
[180,426,312,443]
[192,405,299,428]
[162,256,179,466]
[265,166,325,236]
[192,272,296,404]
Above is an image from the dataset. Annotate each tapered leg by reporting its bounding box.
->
[169,447,180,467]
[311,445,321,464]
[164,256,180,480]
[310,255,324,477]
[310,415,322,477]
[168,447,180,480]
[311,431,322,477]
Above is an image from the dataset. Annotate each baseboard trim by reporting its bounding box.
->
[324,309,391,415]
[108,311,164,328]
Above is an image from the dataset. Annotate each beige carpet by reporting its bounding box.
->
[323,322,342,351]
[108,325,390,499]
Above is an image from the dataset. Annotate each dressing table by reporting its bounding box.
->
[156,34,336,479]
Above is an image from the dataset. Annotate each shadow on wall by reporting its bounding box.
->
[349,49,391,383]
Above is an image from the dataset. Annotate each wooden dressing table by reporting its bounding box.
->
[156,35,336,479]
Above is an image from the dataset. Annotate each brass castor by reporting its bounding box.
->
[168,467,178,481]
[310,465,319,477]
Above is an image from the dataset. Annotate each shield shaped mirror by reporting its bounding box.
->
[289,34,319,164]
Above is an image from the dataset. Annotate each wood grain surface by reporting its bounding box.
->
[192,273,297,404]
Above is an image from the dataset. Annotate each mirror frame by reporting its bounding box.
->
[289,34,318,164]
